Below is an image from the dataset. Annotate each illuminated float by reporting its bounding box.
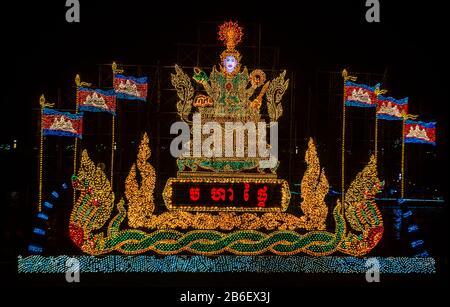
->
[64,21,385,256]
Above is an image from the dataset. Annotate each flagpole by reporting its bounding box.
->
[111,115,115,187]
[73,115,79,203]
[374,115,378,160]
[373,87,386,161]
[74,75,81,204]
[401,118,406,199]
[38,95,45,212]
[111,62,120,188]
[340,69,359,204]
[341,76,346,205]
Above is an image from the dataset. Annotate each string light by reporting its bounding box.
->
[37,94,54,212]
[70,150,115,253]
[338,155,384,256]
[411,240,424,248]
[43,201,53,209]
[415,251,429,257]
[37,212,48,221]
[111,116,115,187]
[340,69,357,206]
[74,76,80,205]
[374,86,388,160]
[61,22,384,257]
[403,210,412,218]
[68,140,384,256]
[125,132,156,228]
[401,118,406,198]
[32,228,46,236]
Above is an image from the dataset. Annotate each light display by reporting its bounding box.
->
[14,26,444,294]
[113,73,148,101]
[29,182,69,253]
[38,94,79,212]
[340,69,356,206]
[373,86,387,158]
[344,81,379,108]
[376,96,408,121]
[66,131,384,256]
[338,155,384,256]
[18,255,436,274]
[41,108,83,139]
[168,20,290,212]
[114,137,328,231]
[30,21,448,265]
[57,21,387,257]
[404,120,436,145]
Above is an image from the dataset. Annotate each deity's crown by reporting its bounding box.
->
[218,21,243,51]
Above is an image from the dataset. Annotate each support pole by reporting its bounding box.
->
[341,69,357,204]
[38,94,54,212]
[111,116,115,186]
[111,62,123,188]
[38,98,44,212]
[341,84,346,205]
[401,118,406,199]
[374,115,378,160]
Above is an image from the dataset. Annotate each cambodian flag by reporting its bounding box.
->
[42,109,83,139]
[404,120,436,145]
[77,87,116,115]
[376,96,408,121]
[113,74,148,101]
[344,81,378,108]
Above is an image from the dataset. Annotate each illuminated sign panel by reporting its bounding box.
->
[164,177,290,212]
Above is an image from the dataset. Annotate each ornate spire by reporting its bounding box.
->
[218,21,243,50]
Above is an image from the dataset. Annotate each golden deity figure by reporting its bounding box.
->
[193,21,268,119]
[171,21,289,175]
